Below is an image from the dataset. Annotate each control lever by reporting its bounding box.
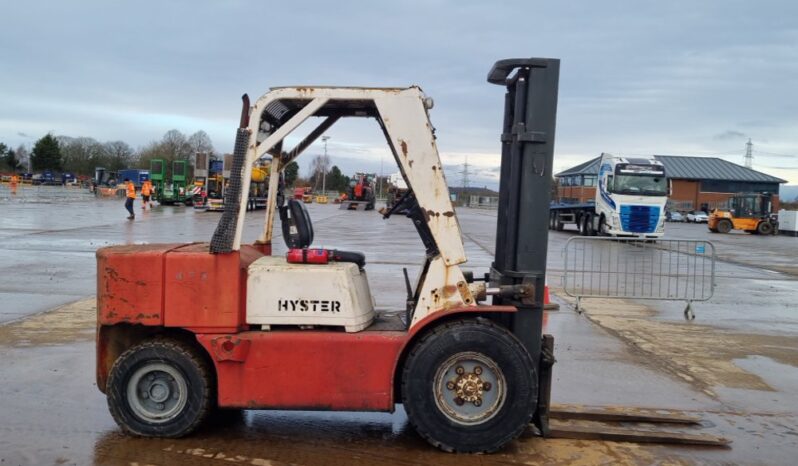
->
[403,267,415,328]
[382,190,414,219]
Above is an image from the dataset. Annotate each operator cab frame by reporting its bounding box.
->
[211,87,477,332]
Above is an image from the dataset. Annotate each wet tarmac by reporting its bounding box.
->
[1,186,798,465]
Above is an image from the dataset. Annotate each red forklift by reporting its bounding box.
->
[340,172,376,210]
[96,59,559,453]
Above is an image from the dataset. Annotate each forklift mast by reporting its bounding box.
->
[488,59,560,362]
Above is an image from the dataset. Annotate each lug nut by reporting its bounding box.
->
[474,399,482,407]
[141,392,149,399]
[455,366,464,375]
[483,382,492,391]
[157,403,165,410]
[446,381,455,390]
[454,397,465,406]
[474,366,483,375]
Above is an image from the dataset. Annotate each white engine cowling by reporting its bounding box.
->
[246,256,375,332]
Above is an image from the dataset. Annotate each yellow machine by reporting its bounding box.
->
[708,193,778,235]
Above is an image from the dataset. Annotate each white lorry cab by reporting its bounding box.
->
[550,153,668,239]
[596,153,668,237]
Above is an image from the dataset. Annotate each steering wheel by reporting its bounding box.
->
[383,190,416,219]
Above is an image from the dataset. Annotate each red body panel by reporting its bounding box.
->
[97,243,264,330]
[97,244,181,325]
[196,306,516,411]
[165,244,242,330]
[198,331,407,410]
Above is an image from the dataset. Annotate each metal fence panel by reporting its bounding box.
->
[563,238,715,319]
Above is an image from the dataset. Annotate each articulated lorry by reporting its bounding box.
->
[549,153,668,238]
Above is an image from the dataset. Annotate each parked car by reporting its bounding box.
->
[667,211,685,222]
[687,211,709,223]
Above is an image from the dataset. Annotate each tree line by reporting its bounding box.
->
[0,129,216,177]
[2,130,372,192]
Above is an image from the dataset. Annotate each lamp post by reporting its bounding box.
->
[321,135,330,195]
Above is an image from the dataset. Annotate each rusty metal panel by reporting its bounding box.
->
[198,330,407,411]
[163,244,263,329]
[373,89,467,266]
[198,306,516,411]
[96,244,178,325]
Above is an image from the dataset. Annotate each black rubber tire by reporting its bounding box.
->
[598,215,607,236]
[717,219,732,234]
[106,339,213,438]
[586,214,597,236]
[401,318,537,453]
[757,221,774,235]
[548,212,555,230]
[579,215,589,236]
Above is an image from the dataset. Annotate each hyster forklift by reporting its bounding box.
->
[96,58,559,453]
[708,192,778,235]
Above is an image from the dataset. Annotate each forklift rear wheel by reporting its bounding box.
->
[717,219,732,234]
[106,339,213,438]
[757,221,774,235]
[401,318,536,453]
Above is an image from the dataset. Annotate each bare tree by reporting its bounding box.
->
[187,131,214,157]
[15,145,29,172]
[308,154,331,191]
[161,129,192,161]
[103,141,136,172]
[58,136,106,175]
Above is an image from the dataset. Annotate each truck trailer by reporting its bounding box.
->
[549,153,668,238]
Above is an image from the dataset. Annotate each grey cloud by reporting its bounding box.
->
[714,130,746,141]
[1,1,797,183]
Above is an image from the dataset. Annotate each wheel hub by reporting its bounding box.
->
[450,369,490,405]
[148,381,170,403]
[126,362,188,423]
[434,352,506,425]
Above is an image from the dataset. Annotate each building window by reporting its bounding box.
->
[700,180,779,194]
[584,176,596,187]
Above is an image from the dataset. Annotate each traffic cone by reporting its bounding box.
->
[543,280,559,311]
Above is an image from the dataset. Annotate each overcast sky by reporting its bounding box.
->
[2,1,797,186]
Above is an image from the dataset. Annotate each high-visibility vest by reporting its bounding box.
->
[141,182,151,196]
[126,182,136,199]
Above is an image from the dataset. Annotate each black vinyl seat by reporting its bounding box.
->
[281,199,314,249]
[280,199,366,268]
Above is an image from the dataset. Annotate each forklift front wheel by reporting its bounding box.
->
[717,219,732,234]
[401,318,536,453]
[106,339,213,438]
